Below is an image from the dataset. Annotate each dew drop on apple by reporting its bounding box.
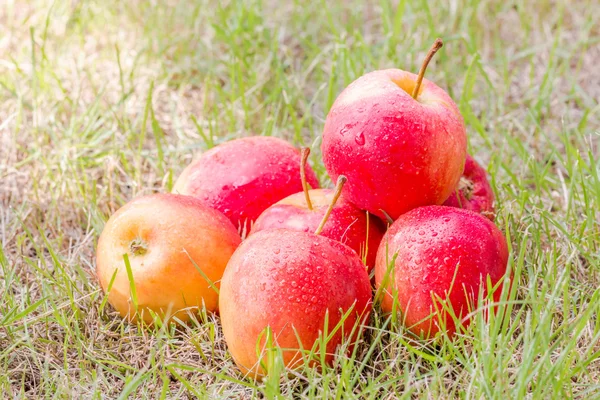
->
[355,132,365,146]
[291,281,298,288]
[273,248,280,255]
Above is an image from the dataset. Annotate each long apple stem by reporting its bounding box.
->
[315,175,347,235]
[300,148,313,211]
[411,38,443,100]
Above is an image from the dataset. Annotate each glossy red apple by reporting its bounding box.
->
[375,206,508,338]
[172,136,320,231]
[443,154,495,220]
[322,39,467,220]
[219,229,372,377]
[251,149,385,269]
[96,194,241,324]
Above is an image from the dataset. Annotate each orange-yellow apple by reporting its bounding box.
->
[96,193,241,324]
[321,39,467,220]
[172,136,320,231]
[219,229,372,377]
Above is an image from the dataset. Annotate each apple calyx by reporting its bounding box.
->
[300,147,314,211]
[411,38,443,100]
[457,176,474,201]
[130,238,148,256]
[314,175,347,235]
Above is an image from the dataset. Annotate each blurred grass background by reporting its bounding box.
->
[1,0,599,398]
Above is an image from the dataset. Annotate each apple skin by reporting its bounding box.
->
[219,229,372,377]
[322,69,467,220]
[375,206,508,338]
[172,136,320,230]
[250,189,386,270]
[96,194,241,324]
[443,154,495,220]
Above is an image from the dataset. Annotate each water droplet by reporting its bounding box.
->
[316,266,324,273]
[354,132,365,146]
[418,230,425,236]
[291,281,298,288]
[260,283,266,291]
[274,258,280,264]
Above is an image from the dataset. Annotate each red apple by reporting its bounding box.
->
[219,229,372,377]
[322,39,466,220]
[251,149,385,269]
[375,206,508,338]
[443,154,495,220]
[96,194,241,324]
[172,136,320,231]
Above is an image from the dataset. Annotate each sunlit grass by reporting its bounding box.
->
[0,0,599,397]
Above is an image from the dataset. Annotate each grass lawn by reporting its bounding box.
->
[1,0,599,398]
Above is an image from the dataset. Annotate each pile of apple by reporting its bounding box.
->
[96,40,509,377]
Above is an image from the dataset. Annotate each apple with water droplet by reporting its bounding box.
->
[375,206,509,338]
[443,154,495,220]
[173,136,320,231]
[96,194,241,324]
[322,39,467,220]
[219,192,372,377]
[251,149,385,270]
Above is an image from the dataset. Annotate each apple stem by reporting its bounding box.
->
[411,38,443,100]
[315,175,347,235]
[300,147,314,211]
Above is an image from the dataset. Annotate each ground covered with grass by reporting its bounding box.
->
[1,0,599,398]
